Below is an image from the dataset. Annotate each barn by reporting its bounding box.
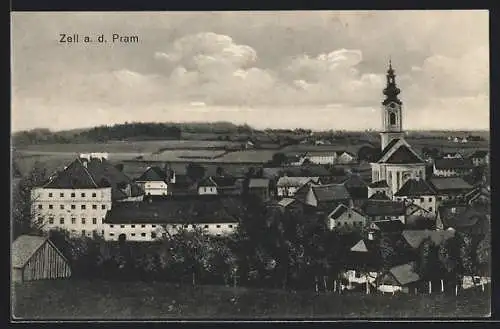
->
[12,235,71,283]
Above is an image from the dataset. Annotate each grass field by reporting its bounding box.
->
[12,280,490,320]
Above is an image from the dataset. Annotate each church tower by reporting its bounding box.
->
[380,60,405,151]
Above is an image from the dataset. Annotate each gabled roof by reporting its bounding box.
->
[12,235,48,268]
[136,166,168,182]
[311,184,351,202]
[212,176,239,188]
[434,158,474,170]
[105,197,241,224]
[342,175,368,199]
[394,178,437,197]
[328,204,365,220]
[387,263,420,286]
[429,177,474,192]
[248,178,270,189]
[369,191,391,200]
[198,176,217,188]
[276,176,317,187]
[362,200,406,217]
[42,157,143,200]
[350,239,377,253]
[438,206,488,231]
[368,180,389,188]
[370,219,405,232]
[402,229,456,249]
[378,139,425,164]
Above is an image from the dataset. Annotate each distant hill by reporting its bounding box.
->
[11,121,254,146]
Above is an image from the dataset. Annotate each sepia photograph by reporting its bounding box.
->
[11,10,490,320]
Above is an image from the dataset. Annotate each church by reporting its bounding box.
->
[370,61,426,198]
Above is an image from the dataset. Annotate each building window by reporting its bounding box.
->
[184,224,188,228]
[204,225,209,228]
[38,204,43,209]
[428,197,432,202]
[437,196,442,201]
[92,218,97,225]
[172,225,177,228]
[92,193,97,197]
[141,225,146,228]
[49,205,53,209]
[81,218,86,225]
[131,233,136,236]
[110,233,114,237]
[81,205,86,210]
[216,225,221,228]
[192,224,196,228]
[60,218,65,224]
[60,193,64,197]
[420,197,424,202]
[81,193,86,197]
[71,193,75,197]
[120,225,125,228]
[141,233,146,237]
[228,224,233,228]
[92,205,97,209]
[162,233,167,238]
[71,205,76,209]
[71,218,76,224]
[131,225,135,228]
[82,230,86,236]
[102,205,106,210]
[110,225,114,228]
[389,112,396,125]
[152,225,156,228]
[429,207,433,212]
[151,232,157,239]
[49,217,54,224]
[49,193,53,198]
[216,234,221,237]
[348,213,352,218]
[60,205,65,210]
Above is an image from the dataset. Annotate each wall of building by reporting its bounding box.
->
[103,222,238,241]
[277,186,299,197]
[329,209,367,230]
[306,155,336,165]
[198,186,218,195]
[139,181,169,196]
[31,187,112,237]
[19,241,71,282]
[394,195,437,214]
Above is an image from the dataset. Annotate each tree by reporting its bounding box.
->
[12,162,47,239]
[357,146,380,162]
[271,153,287,166]
[216,166,225,176]
[456,232,475,278]
[378,235,396,271]
[415,237,438,281]
[476,234,491,276]
[186,163,206,182]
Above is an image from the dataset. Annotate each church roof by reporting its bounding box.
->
[381,145,424,164]
[368,180,389,188]
[379,139,401,159]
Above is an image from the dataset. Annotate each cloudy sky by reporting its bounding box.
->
[11,11,489,132]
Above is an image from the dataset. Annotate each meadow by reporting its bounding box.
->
[12,280,490,320]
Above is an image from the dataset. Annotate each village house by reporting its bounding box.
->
[367,180,390,198]
[376,262,421,294]
[469,150,489,167]
[135,165,175,196]
[31,153,144,238]
[428,177,474,203]
[342,174,369,207]
[433,158,474,177]
[436,204,489,236]
[393,178,438,214]
[103,197,242,241]
[294,183,352,215]
[276,176,320,198]
[327,204,368,231]
[12,235,72,283]
[197,176,243,196]
[300,150,357,165]
[361,200,406,223]
[401,229,456,251]
[247,178,271,201]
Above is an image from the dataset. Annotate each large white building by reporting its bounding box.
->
[103,197,242,241]
[31,153,144,237]
[370,62,427,197]
[135,165,175,196]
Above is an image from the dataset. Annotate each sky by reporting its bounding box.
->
[11,11,489,132]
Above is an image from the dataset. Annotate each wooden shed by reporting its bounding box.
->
[12,235,71,283]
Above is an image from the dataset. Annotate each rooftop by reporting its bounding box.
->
[276,176,317,187]
[388,262,420,286]
[328,204,365,220]
[41,157,143,201]
[429,177,474,192]
[401,229,456,249]
[248,178,270,189]
[104,197,242,224]
[394,178,437,197]
[370,219,405,232]
[368,180,389,188]
[434,158,474,170]
[136,166,170,182]
[310,183,352,203]
[12,235,52,269]
[369,191,391,200]
[362,200,406,217]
